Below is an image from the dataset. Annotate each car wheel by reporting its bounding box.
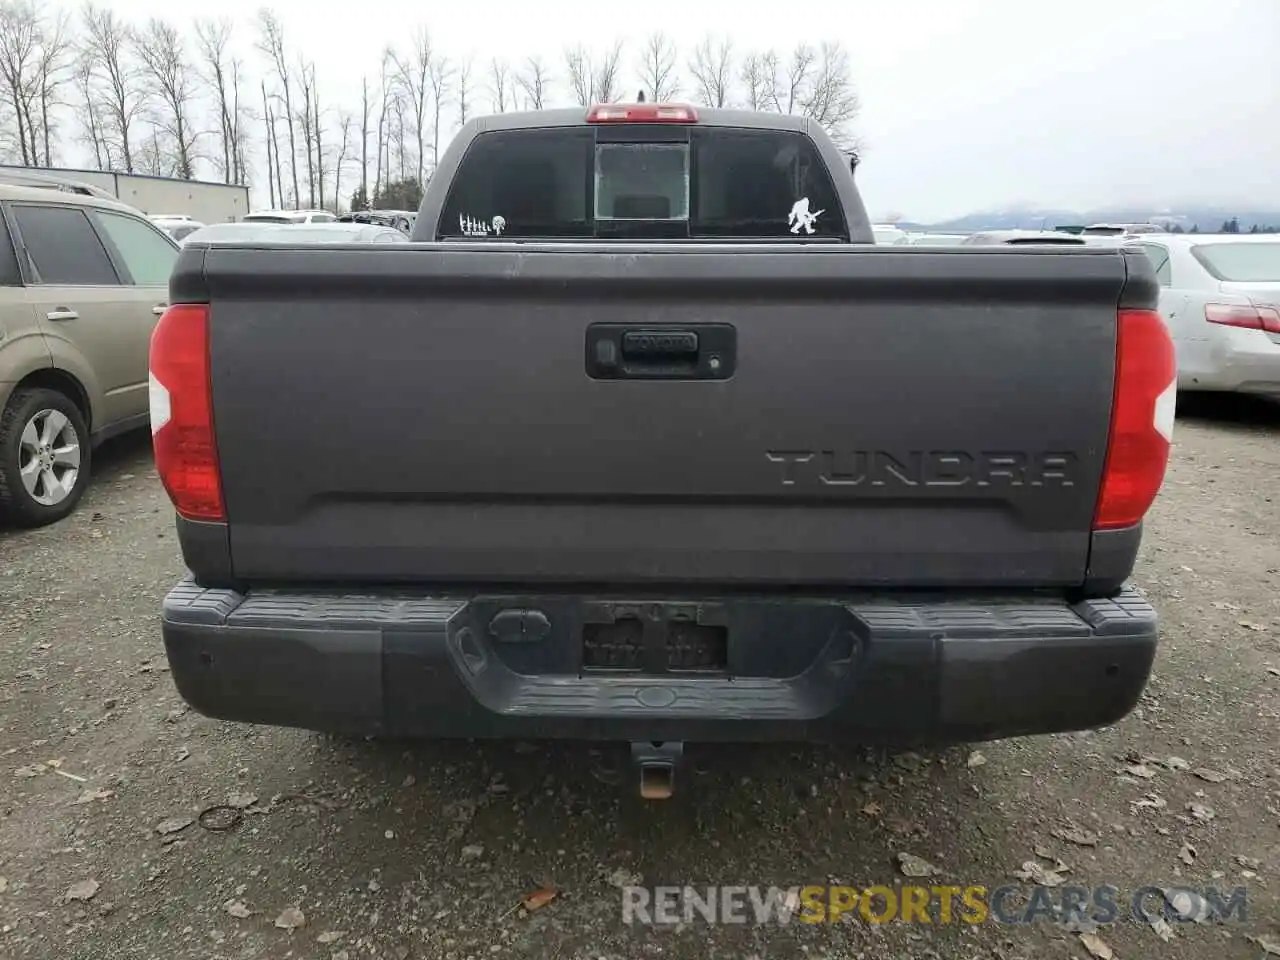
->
[0,387,92,528]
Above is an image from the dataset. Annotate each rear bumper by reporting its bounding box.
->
[1183,330,1280,396]
[160,578,1158,745]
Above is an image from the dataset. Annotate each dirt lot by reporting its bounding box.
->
[1,396,1278,960]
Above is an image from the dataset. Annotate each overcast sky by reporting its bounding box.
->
[101,0,1280,221]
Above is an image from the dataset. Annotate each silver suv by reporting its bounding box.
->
[0,177,179,527]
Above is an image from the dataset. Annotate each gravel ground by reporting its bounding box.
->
[1,395,1278,960]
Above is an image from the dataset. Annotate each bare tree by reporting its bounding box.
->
[0,2,70,167]
[390,91,406,182]
[753,42,860,146]
[563,45,590,106]
[487,56,510,113]
[311,63,324,207]
[798,42,859,145]
[564,41,625,105]
[257,9,299,208]
[272,116,287,204]
[389,26,431,186]
[0,0,41,165]
[456,56,473,126]
[296,59,315,206]
[374,48,393,195]
[34,9,72,167]
[637,32,679,102]
[0,96,15,163]
[194,17,246,184]
[739,51,776,111]
[425,54,453,173]
[138,123,164,175]
[592,40,624,103]
[260,79,275,206]
[228,57,249,184]
[772,43,813,114]
[134,18,197,179]
[81,4,146,173]
[357,75,370,204]
[514,54,549,110]
[688,35,733,108]
[73,50,108,167]
[333,109,353,212]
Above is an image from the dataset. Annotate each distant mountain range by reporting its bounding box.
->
[891,204,1280,233]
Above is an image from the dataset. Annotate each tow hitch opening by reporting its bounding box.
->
[632,740,683,800]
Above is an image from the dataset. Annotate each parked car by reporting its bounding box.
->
[897,232,969,245]
[151,215,206,243]
[242,209,338,225]
[1127,233,1280,397]
[1082,223,1168,238]
[180,222,407,245]
[152,102,1172,798]
[0,176,179,527]
[338,209,416,234]
[871,223,907,244]
[960,229,1087,245]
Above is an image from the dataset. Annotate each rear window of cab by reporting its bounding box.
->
[1191,242,1280,282]
[438,126,847,241]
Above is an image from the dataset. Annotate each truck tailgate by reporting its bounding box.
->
[186,243,1130,588]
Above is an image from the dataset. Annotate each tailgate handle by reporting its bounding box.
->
[585,322,735,381]
[621,330,699,359]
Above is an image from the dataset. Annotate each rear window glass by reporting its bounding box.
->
[12,204,119,285]
[439,126,847,240]
[1191,242,1280,282]
[596,143,690,220]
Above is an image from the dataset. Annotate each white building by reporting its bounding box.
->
[0,165,250,224]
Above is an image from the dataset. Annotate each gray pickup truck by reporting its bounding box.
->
[152,104,1176,798]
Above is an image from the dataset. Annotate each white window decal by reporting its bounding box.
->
[787,197,824,235]
[458,215,507,238]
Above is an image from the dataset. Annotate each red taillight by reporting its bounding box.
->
[1205,302,1280,334]
[1093,308,1177,530]
[149,303,224,522]
[586,103,698,123]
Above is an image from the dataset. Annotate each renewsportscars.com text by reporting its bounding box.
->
[621,884,1248,926]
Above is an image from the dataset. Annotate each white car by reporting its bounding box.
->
[242,209,338,225]
[897,233,970,246]
[1127,234,1280,397]
[1082,222,1169,238]
[871,224,907,245]
[959,229,1086,246]
[181,222,407,245]
[150,215,206,242]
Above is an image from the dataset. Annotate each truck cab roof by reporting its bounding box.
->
[411,102,873,244]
